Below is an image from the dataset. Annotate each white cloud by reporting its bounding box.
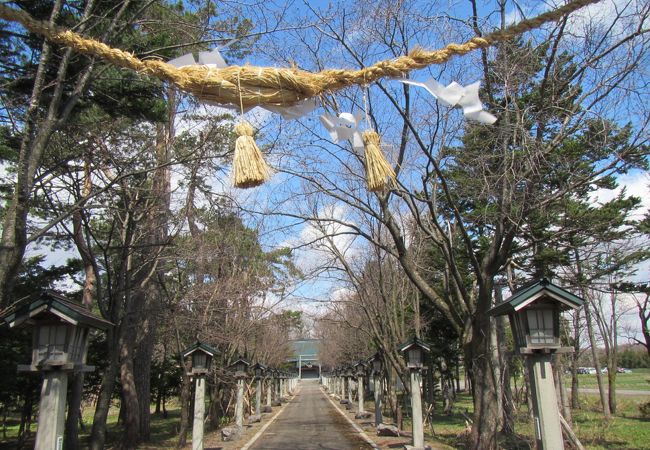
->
[590,170,650,220]
[558,0,644,36]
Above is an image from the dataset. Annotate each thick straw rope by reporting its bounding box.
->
[0,0,600,108]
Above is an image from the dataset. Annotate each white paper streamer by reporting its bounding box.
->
[319,112,364,149]
[399,78,497,124]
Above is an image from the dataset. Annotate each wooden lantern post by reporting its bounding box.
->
[0,291,112,450]
[182,341,219,450]
[399,336,431,450]
[229,357,250,427]
[488,278,584,450]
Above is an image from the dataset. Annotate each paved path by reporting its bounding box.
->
[247,380,372,450]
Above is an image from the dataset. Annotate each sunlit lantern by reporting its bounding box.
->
[399,336,431,369]
[181,341,219,375]
[488,278,583,354]
[0,291,112,372]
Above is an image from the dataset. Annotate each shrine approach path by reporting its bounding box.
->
[247,379,372,450]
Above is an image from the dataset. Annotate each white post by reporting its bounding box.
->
[298,355,302,379]
[266,378,272,408]
[192,376,206,450]
[357,375,365,413]
[347,376,353,404]
[528,354,564,450]
[374,374,382,426]
[235,378,244,427]
[256,378,262,416]
[35,371,68,450]
[410,369,424,449]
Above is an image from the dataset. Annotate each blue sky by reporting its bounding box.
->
[18,0,649,326]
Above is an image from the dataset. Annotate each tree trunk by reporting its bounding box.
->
[90,328,119,450]
[583,299,611,418]
[554,356,572,424]
[571,310,581,409]
[65,372,85,448]
[496,315,514,435]
[119,310,141,449]
[466,283,500,450]
[467,336,499,449]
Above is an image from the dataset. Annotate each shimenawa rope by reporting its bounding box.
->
[0,0,601,108]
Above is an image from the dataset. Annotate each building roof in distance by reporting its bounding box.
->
[288,339,320,362]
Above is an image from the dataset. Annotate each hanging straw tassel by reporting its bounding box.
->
[232,121,270,188]
[361,130,396,192]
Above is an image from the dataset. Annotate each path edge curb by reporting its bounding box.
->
[322,386,381,449]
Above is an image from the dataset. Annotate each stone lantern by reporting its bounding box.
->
[182,341,219,450]
[182,341,218,375]
[488,278,583,450]
[251,363,266,416]
[263,366,274,412]
[368,351,383,426]
[353,360,368,417]
[400,336,430,369]
[344,365,354,405]
[0,291,112,450]
[229,357,250,427]
[488,278,582,355]
[399,336,431,450]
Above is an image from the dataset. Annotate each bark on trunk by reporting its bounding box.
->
[467,329,499,450]
[89,329,119,450]
[64,372,85,448]
[584,300,611,418]
[496,315,514,435]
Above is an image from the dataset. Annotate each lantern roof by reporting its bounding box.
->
[488,278,584,317]
[228,356,251,370]
[0,290,112,330]
[251,362,267,371]
[353,359,368,369]
[181,341,220,359]
[398,336,431,354]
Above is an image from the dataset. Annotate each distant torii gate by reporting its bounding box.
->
[288,339,321,379]
[296,354,320,379]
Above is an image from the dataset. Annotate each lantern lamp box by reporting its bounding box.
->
[488,278,583,354]
[368,351,383,374]
[353,360,368,376]
[0,291,112,372]
[182,341,219,375]
[399,336,431,369]
[229,356,251,378]
[251,362,267,378]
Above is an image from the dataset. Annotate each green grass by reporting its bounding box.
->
[419,391,650,450]
[566,368,650,391]
[0,403,184,449]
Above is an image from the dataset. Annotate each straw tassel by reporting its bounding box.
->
[361,130,396,191]
[232,121,270,188]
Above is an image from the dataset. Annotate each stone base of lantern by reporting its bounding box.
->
[262,406,272,413]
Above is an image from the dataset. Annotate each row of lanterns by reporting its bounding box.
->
[180,341,298,450]
[0,278,583,450]
[323,279,584,450]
